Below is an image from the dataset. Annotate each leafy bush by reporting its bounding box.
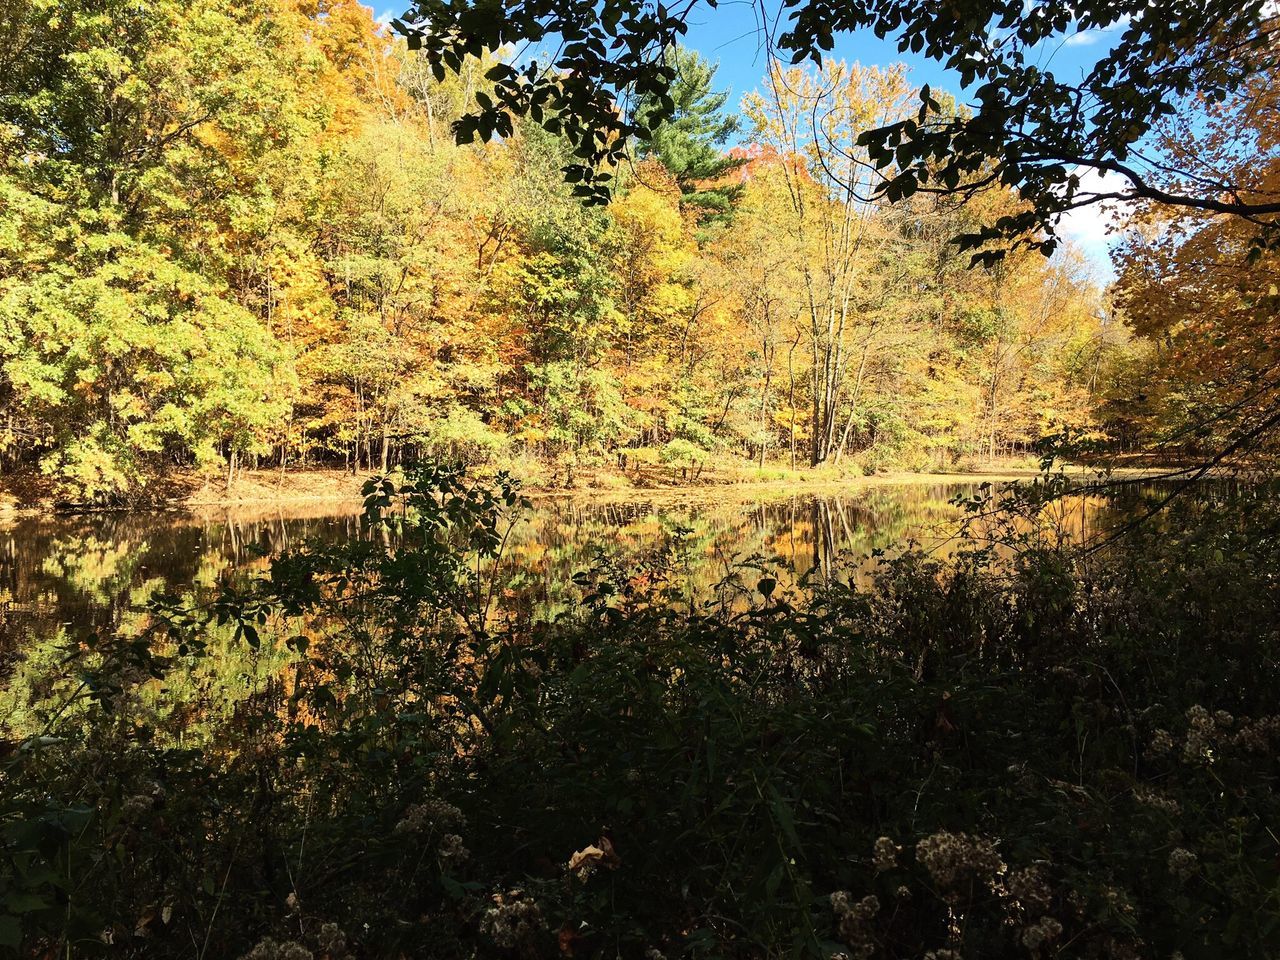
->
[3,468,1280,957]
[659,438,707,477]
[427,406,510,465]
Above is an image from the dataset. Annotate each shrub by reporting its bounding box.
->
[3,468,1280,957]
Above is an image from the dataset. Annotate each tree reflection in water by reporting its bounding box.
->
[0,481,1095,657]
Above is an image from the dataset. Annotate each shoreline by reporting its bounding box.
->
[0,462,1168,521]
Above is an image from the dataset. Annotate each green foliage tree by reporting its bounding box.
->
[397,0,1280,256]
[634,45,743,223]
[0,0,1125,499]
[0,0,296,500]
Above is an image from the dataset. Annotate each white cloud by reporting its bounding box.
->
[1059,15,1132,50]
[1062,30,1101,47]
[1055,168,1135,280]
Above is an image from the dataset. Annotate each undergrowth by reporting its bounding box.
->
[2,465,1279,958]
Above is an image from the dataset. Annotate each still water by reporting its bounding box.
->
[0,482,1020,653]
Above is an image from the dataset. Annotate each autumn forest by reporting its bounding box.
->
[0,0,1160,503]
[8,2,1280,958]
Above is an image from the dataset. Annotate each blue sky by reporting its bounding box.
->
[374,2,1131,277]
[675,2,1130,278]
[678,2,1129,105]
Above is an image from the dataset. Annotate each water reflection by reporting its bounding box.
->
[0,483,995,653]
[0,503,362,651]
[498,485,980,619]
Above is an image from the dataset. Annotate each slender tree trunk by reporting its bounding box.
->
[810,314,822,466]
[758,340,774,468]
[787,334,800,471]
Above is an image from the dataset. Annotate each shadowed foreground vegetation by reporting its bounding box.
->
[2,465,1279,958]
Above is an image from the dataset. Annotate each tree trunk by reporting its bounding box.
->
[758,341,774,469]
[787,335,800,471]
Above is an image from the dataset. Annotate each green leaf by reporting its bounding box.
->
[0,915,19,948]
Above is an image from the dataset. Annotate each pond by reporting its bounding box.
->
[0,480,1015,655]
